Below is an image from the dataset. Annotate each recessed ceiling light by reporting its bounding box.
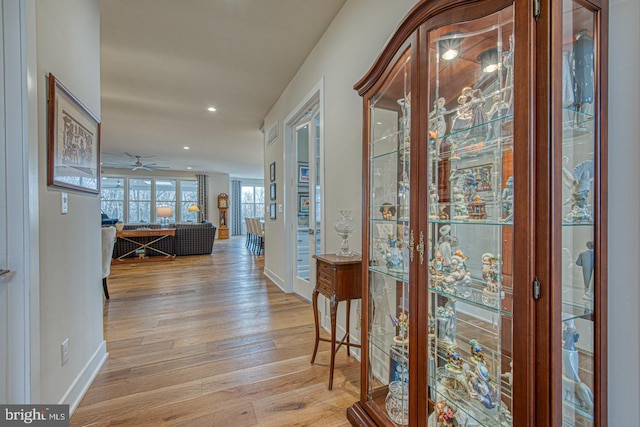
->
[207,107,217,112]
[187,167,192,170]
[183,146,190,150]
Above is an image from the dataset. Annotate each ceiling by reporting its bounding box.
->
[99,0,346,179]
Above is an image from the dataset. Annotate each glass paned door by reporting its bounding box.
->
[367,45,411,425]
[426,6,514,426]
[559,2,598,425]
[293,107,321,300]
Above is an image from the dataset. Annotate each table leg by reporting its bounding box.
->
[346,299,351,357]
[329,294,338,390]
[310,289,320,364]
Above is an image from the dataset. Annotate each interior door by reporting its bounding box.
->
[292,109,321,300]
[1,0,29,403]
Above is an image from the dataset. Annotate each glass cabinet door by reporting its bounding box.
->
[367,44,412,425]
[425,6,514,426]
[558,2,601,425]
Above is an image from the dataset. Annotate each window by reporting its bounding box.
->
[129,179,152,223]
[180,180,198,222]
[156,179,177,223]
[101,176,199,224]
[100,177,124,220]
[241,184,265,233]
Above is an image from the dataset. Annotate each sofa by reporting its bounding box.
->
[112,223,217,259]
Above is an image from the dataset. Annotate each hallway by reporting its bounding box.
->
[71,237,360,426]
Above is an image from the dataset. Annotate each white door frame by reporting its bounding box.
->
[1,0,36,404]
[283,78,325,299]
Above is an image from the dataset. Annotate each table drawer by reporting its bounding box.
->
[317,268,334,293]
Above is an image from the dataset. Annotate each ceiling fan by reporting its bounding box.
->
[102,152,170,171]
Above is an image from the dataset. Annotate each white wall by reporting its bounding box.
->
[263,0,419,291]
[34,0,106,410]
[608,0,640,424]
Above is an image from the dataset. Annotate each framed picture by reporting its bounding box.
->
[270,162,276,182]
[298,193,310,213]
[47,73,101,194]
[270,182,276,200]
[269,202,277,220]
[298,164,310,183]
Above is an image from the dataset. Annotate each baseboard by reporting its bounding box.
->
[60,340,109,415]
[263,267,285,292]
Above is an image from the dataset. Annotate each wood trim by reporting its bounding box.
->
[354,0,513,96]
[594,3,608,425]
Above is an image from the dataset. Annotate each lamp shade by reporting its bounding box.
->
[478,48,499,73]
[188,204,200,213]
[156,206,173,218]
[439,32,462,61]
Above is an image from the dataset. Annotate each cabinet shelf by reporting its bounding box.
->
[429,217,514,227]
[561,302,594,322]
[368,265,409,283]
[430,112,514,145]
[429,282,513,316]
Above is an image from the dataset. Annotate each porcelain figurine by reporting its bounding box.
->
[469,339,485,365]
[575,241,594,300]
[446,345,464,374]
[501,176,514,221]
[380,237,405,273]
[450,87,474,138]
[428,311,436,338]
[562,319,595,414]
[429,96,448,140]
[467,89,487,138]
[452,188,469,221]
[437,225,454,271]
[429,185,440,219]
[562,159,594,223]
[437,300,458,348]
[462,173,479,204]
[571,29,594,120]
[465,362,498,409]
[380,203,396,220]
[485,94,510,142]
[390,312,409,345]
[481,253,501,307]
[502,35,515,112]
[444,253,472,297]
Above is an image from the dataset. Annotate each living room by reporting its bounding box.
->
[1,0,639,425]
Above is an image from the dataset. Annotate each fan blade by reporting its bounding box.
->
[124,152,137,159]
[139,166,153,171]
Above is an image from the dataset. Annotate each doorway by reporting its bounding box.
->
[286,82,324,301]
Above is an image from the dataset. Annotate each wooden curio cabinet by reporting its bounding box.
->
[347,0,607,426]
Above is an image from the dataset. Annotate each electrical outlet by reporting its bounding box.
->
[61,338,69,366]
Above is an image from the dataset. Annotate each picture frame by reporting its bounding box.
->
[47,73,101,194]
[270,182,276,201]
[298,193,310,214]
[270,162,276,183]
[298,164,310,183]
[269,202,277,220]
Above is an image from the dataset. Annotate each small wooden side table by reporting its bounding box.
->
[311,253,362,390]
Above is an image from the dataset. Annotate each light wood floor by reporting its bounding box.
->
[71,236,360,426]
